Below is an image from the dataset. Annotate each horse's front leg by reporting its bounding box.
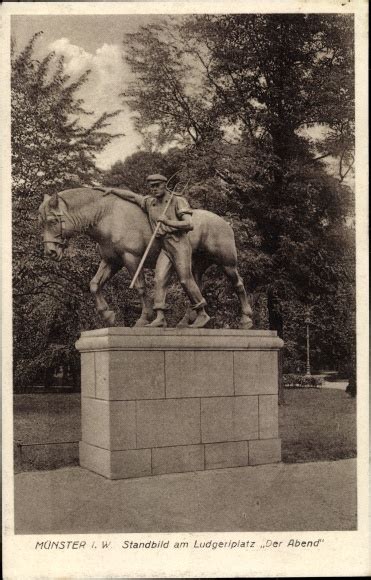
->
[124,253,154,327]
[176,257,209,327]
[90,259,120,326]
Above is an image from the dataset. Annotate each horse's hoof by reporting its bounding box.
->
[145,319,167,328]
[239,317,253,330]
[188,313,211,329]
[102,310,116,326]
[134,317,151,327]
[177,310,196,327]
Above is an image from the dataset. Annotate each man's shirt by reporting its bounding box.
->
[140,194,193,240]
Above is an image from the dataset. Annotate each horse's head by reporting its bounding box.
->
[38,193,70,261]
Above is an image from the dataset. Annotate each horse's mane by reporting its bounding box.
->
[59,187,139,210]
[58,187,105,211]
[40,186,139,226]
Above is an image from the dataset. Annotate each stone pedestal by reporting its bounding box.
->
[75,328,283,479]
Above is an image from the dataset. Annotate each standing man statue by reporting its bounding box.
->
[101,174,210,328]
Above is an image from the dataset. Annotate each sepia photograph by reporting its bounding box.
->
[2,1,369,578]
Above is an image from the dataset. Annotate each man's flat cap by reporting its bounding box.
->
[146,174,167,183]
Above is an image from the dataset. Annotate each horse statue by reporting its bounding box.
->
[39,187,253,328]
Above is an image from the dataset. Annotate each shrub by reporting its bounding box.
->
[283,374,323,389]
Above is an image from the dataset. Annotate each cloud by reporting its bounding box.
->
[48,38,140,168]
[49,37,94,76]
[91,43,129,109]
[48,38,130,100]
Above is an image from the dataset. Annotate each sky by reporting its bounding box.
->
[11,15,169,169]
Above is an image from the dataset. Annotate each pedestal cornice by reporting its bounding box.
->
[76,327,284,352]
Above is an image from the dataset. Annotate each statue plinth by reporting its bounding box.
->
[76,328,283,479]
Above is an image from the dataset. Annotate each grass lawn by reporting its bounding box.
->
[14,393,81,444]
[280,388,356,462]
[13,387,356,470]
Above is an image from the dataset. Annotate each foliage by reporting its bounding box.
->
[123,19,217,147]
[12,33,122,388]
[123,15,354,171]
[102,148,184,192]
[12,33,122,197]
[119,14,356,378]
[282,375,323,389]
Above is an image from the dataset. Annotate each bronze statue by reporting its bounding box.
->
[99,174,209,328]
[39,184,253,329]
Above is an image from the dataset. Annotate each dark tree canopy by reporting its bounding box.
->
[120,14,355,378]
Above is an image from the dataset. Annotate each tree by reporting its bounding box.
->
[183,14,354,333]
[12,32,122,388]
[102,149,184,192]
[121,15,355,388]
[123,20,218,147]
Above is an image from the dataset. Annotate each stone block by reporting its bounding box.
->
[249,438,281,465]
[81,398,136,450]
[110,448,152,479]
[95,351,165,400]
[234,351,278,395]
[80,441,111,478]
[79,442,151,479]
[165,351,233,398]
[201,396,258,443]
[81,397,110,449]
[259,395,279,439]
[94,351,109,398]
[152,444,204,475]
[80,352,96,398]
[205,441,249,470]
[136,399,201,448]
[109,401,137,450]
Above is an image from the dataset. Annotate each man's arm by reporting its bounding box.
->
[157,213,193,232]
[98,186,144,207]
[157,195,193,231]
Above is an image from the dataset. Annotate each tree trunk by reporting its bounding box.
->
[268,287,285,405]
[43,367,54,389]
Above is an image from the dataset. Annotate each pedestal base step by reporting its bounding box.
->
[80,439,281,480]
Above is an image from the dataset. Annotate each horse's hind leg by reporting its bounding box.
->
[222,265,253,329]
[90,259,120,326]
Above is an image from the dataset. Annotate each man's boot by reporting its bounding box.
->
[188,302,210,328]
